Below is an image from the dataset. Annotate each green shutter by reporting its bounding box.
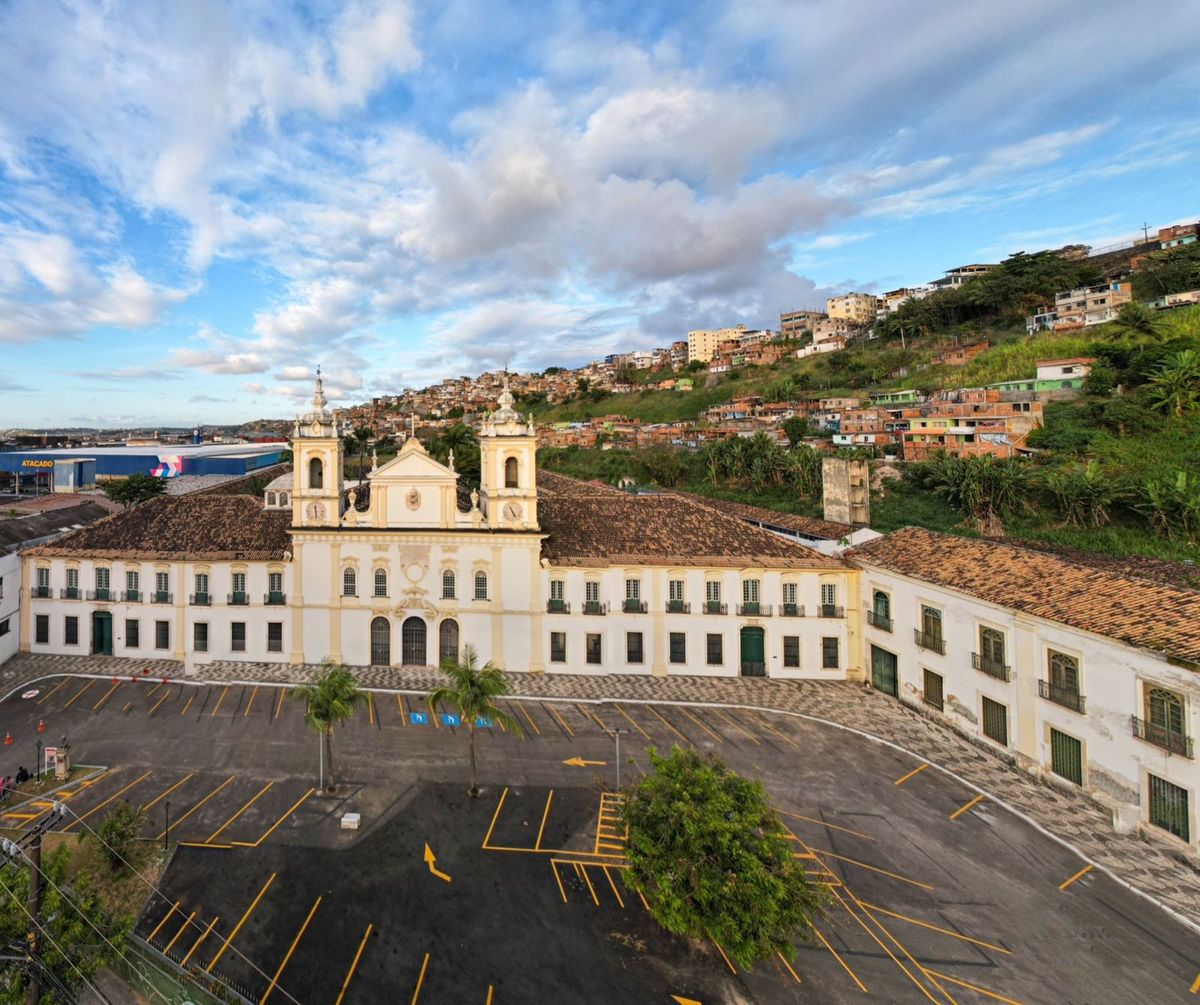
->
[1049,728,1083,786]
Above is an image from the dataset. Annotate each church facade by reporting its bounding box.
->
[21,376,862,680]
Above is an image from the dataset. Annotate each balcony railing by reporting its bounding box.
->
[817,604,844,619]
[190,593,211,606]
[151,591,173,604]
[265,592,287,606]
[972,652,1012,682]
[737,602,772,617]
[546,599,570,614]
[60,587,80,600]
[31,586,51,599]
[780,603,804,618]
[867,610,892,632]
[86,589,113,601]
[666,600,690,614]
[622,599,647,614]
[914,628,946,655]
[228,592,249,606]
[123,590,141,603]
[704,601,727,615]
[582,601,608,616]
[1131,717,1194,758]
[1038,680,1086,713]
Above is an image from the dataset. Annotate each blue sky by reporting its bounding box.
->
[1,0,1198,427]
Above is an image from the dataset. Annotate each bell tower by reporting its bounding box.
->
[291,368,343,527]
[479,377,538,531]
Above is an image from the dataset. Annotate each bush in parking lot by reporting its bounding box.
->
[93,800,146,872]
[621,745,824,971]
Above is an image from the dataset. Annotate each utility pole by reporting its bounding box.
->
[24,832,40,1005]
[1142,221,1151,245]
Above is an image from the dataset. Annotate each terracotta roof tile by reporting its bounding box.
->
[26,496,292,562]
[665,491,854,541]
[849,527,1200,665]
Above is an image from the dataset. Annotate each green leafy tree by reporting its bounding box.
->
[1147,350,1200,418]
[428,645,523,797]
[93,801,147,871]
[101,474,166,508]
[1111,301,1166,339]
[429,422,482,485]
[781,416,811,448]
[0,849,128,1003]
[1130,242,1200,300]
[1136,469,1200,542]
[347,425,374,481]
[1044,461,1118,528]
[917,453,1029,534]
[622,746,824,971]
[291,664,367,793]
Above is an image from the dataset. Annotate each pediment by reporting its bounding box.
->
[369,439,458,484]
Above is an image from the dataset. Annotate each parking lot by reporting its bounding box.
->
[1,672,1198,1003]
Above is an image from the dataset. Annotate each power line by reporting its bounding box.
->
[8,783,301,1005]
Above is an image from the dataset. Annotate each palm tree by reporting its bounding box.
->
[351,425,373,482]
[428,645,523,797]
[291,664,367,793]
[1147,350,1200,419]
[1112,301,1165,339]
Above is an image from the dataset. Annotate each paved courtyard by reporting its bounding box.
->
[0,658,1198,1002]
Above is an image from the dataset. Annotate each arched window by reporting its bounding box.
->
[474,571,488,600]
[308,456,323,490]
[266,492,276,507]
[343,568,357,597]
[402,617,427,665]
[872,590,890,619]
[504,456,519,488]
[980,627,1005,665]
[280,492,288,505]
[442,570,456,599]
[1147,687,1184,736]
[439,619,459,667]
[374,569,388,597]
[1049,651,1079,692]
[370,617,390,665]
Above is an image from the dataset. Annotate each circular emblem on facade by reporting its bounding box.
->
[306,502,326,521]
[405,563,424,583]
[310,421,323,436]
[503,502,522,522]
[406,487,421,510]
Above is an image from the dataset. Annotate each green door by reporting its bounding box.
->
[870,645,898,696]
[739,627,765,677]
[91,611,113,656]
[1049,728,1083,785]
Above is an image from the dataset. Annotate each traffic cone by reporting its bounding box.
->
[37,720,45,733]
[112,676,119,684]
[3,733,11,746]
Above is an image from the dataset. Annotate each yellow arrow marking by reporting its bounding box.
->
[423,843,452,883]
[672,997,702,1005]
[563,757,607,767]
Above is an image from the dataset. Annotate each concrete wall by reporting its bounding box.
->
[0,552,20,666]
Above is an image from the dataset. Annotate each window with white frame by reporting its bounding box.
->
[125,569,137,594]
[442,570,456,599]
[474,571,488,600]
[782,582,797,606]
[625,579,640,600]
[194,573,208,597]
[96,568,110,591]
[550,579,564,600]
[66,568,79,590]
[232,571,246,595]
[268,572,283,596]
[821,583,837,607]
[669,579,684,602]
[374,569,388,597]
[706,581,721,603]
[743,579,760,603]
[155,571,169,596]
[585,581,599,603]
[343,568,356,596]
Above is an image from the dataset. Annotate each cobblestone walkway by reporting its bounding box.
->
[5,652,1199,930]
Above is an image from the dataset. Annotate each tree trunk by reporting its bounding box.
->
[468,725,478,798]
[325,726,335,793]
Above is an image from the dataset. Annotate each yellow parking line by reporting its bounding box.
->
[410,951,430,1004]
[367,692,376,726]
[122,702,134,713]
[141,773,195,813]
[578,863,599,905]
[833,887,934,1003]
[64,770,153,832]
[612,703,650,740]
[712,708,761,745]
[231,788,315,848]
[207,873,276,972]
[1190,973,1200,994]
[92,680,121,711]
[644,704,690,745]
[486,985,494,1005]
[811,849,934,891]
[858,902,1010,952]
[206,781,273,843]
[397,693,408,725]
[211,686,229,717]
[181,915,219,967]
[894,763,929,786]
[514,701,540,736]
[602,865,625,908]
[334,923,374,1005]
[924,968,1023,1004]
[154,775,236,841]
[812,921,866,992]
[746,710,802,748]
[775,808,874,841]
[534,790,554,850]
[550,860,567,902]
[777,951,802,984]
[146,681,165,698]
[274,688,286,720]
[579,703,610,733]
[244,686,258,718]
[146,901,181,944]
[261,895,321,1005]
[679,706,723,744]
[542,703,573,737]
[1059,864,1094,891]
[62,679,95,709]
[713,940,737,974]
[163,910,197,956]
[36,680,68,705]
[148,689,171,717]
[482,787,508,848]
[180,692,195,717]
[949,794,985,820]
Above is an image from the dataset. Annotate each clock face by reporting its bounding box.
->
[306,502,326,521]
[503,502,522,521]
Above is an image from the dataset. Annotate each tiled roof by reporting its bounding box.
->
[26,496,292,562]
[539,489,847,570]
[665,491,854,541]
[536,470,625,497]
[848,527,1200,665]
[0,503,113,555]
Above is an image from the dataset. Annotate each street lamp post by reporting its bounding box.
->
[611,728,630,790]
[164,801,170,851]
[35,741,41,783]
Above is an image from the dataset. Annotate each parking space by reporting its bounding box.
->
[2,674,1199,1003]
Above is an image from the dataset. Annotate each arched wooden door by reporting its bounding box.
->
[438,619,460,667]
[370,617,391,666]
[402,617,427,666]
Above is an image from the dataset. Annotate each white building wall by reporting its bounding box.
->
[859,566,1200,855]
[0,552,20,666]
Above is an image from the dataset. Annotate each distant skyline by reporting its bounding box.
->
[2,0,1199,427]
